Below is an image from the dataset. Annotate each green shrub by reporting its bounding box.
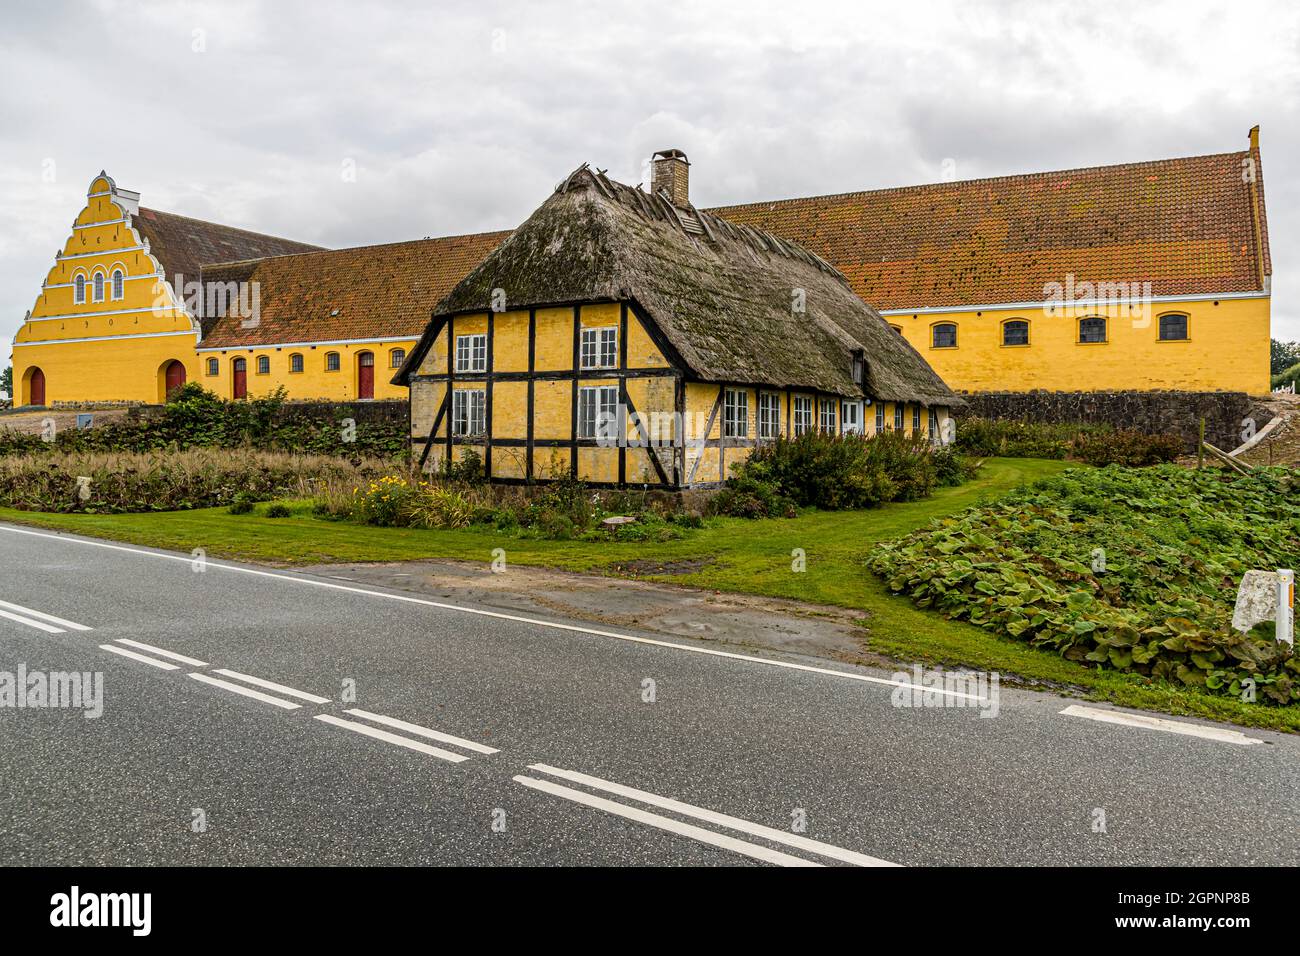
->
[730,430,967,513]
[228,493,256,515]
[1272,361,1300,392]
[870,464,1300,704]
[264,503,292,518]
[1068,428,1183,467]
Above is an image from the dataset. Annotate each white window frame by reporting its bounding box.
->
[73,274,86,304]
[894,403,904,431]
[818,398,836,434]
[723,388,748,439]
[793,396,813,436]
[92,272,105,303]
[758,392,781,440]
[580,326,618,370]
[456,333,487,373]
[578,385,619,441]
[875,403,885,434]
[928,407,939,441]
[841,400,862,434]
[111,269,125,301]
[452,388,486,437]
[912,404,921,434]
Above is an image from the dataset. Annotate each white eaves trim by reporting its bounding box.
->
[13,330,198,347]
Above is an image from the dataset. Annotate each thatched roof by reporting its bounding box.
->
[397,165,959,406]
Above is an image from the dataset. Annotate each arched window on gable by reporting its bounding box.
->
[74,274,86,304]
[92,272,105,303]
[112,269,125,301]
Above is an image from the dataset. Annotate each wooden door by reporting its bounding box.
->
[165,360,186,394]
[358,351,374,400]
[232,358,247,399]
[29,368,45,406]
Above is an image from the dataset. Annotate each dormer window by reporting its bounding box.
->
[852,349,866,386]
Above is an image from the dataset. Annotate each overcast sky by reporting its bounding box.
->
[2,0,1297,357]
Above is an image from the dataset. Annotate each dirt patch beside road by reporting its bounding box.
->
[295,558,885,668]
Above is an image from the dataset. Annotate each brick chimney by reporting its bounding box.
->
[652,149,690,208]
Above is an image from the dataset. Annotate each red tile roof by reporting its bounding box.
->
[708,147,1270,310]
[199,232,509,348]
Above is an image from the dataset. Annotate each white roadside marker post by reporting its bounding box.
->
[1278,569,1295,647]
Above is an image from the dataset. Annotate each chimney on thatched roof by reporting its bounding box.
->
[652,149,690,208]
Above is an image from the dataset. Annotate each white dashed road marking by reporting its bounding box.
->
[115,638,208,667]
[213,668,331,704]
[0,598,92,634]
[314,714,471,763]
[344,708,499,754]
[521,764,900,867]
[99,643,180,670]
[189,672,302,710]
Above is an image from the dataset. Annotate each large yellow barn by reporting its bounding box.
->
[8,129,1273,407]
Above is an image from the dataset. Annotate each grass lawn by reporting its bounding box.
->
[3,456,1296,734]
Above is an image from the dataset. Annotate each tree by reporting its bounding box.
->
[1271,339,1300,376]
[0,365,10,400]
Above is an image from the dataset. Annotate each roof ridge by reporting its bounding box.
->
[706,149,1249,213]
[200,229,515,271]
[138,206,323,249]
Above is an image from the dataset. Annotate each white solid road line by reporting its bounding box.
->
[100,643,180,671]
[514,775,821,867]
[213,668,331,704]
[529,763,899,867]
[0,598,93,632]
[1060,704,1263,746]
[189,672,302,710]
[0,524,981,702]
[115,638,208,667]
[314,714,471,763]
[344,708,499,754]
[0,608,66,634]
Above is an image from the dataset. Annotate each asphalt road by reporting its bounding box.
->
[0,522,1296,866]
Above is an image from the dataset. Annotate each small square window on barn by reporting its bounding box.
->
[758,392,781,440]
[1079,317,1107,343]
[290,353,304,373]
[818,398,836,434]
[580,327,618,370]
[932,323,957,348]
[578,385,619,440]
[452,388,486,437]
[390,348,406,368]
[723,389,748,438]
[1159,314,1188,341]
[325,352,341,371]
[256,356,270,375]
[206,358,218,376]
[793,396,813,435]
[456,334,487,372]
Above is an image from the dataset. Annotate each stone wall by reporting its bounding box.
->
[956,391,1254,452]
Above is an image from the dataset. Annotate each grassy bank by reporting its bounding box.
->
[3,456,1296,733]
